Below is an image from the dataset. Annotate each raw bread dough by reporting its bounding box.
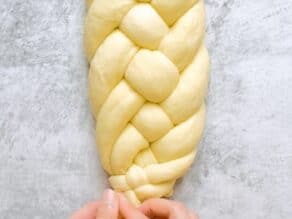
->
[84,0,209,205]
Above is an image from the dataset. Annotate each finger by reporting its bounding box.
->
[118,193,148,219]
[96,189,119,219]
[139,199,189,218]
[70,201,101,219]
[139,198,173,218]
[188,212,199,219]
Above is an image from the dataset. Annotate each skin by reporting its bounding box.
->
[70,190,199,219]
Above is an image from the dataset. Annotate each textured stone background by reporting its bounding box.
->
[0,0,291,218]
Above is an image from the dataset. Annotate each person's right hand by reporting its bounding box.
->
[119,194,199,219]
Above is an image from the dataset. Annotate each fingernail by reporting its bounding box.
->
[102,189,115,208]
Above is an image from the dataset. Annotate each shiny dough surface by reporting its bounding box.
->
[84,0,209,205]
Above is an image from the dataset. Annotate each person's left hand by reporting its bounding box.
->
[70,189,119,219]
[70,189,151,219]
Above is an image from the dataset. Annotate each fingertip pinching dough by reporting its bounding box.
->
[84,0,209,205]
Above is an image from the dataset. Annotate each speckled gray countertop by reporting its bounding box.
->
[0,1,291,219]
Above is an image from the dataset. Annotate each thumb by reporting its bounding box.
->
[118,194,148,219]
[96,189,119,219]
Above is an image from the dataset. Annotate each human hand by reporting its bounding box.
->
[70,190,146,219]
[119,194,199,219]
[70,189,119,219]
[70,189,199,219]
[139,198,198,219]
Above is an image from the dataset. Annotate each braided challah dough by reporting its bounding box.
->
[84,0,209,205]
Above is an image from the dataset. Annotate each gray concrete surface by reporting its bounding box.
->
[0,0,291,218]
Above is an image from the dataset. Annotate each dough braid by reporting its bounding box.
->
[84,0,209,205]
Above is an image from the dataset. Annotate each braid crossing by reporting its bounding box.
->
[84,0,209,205]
